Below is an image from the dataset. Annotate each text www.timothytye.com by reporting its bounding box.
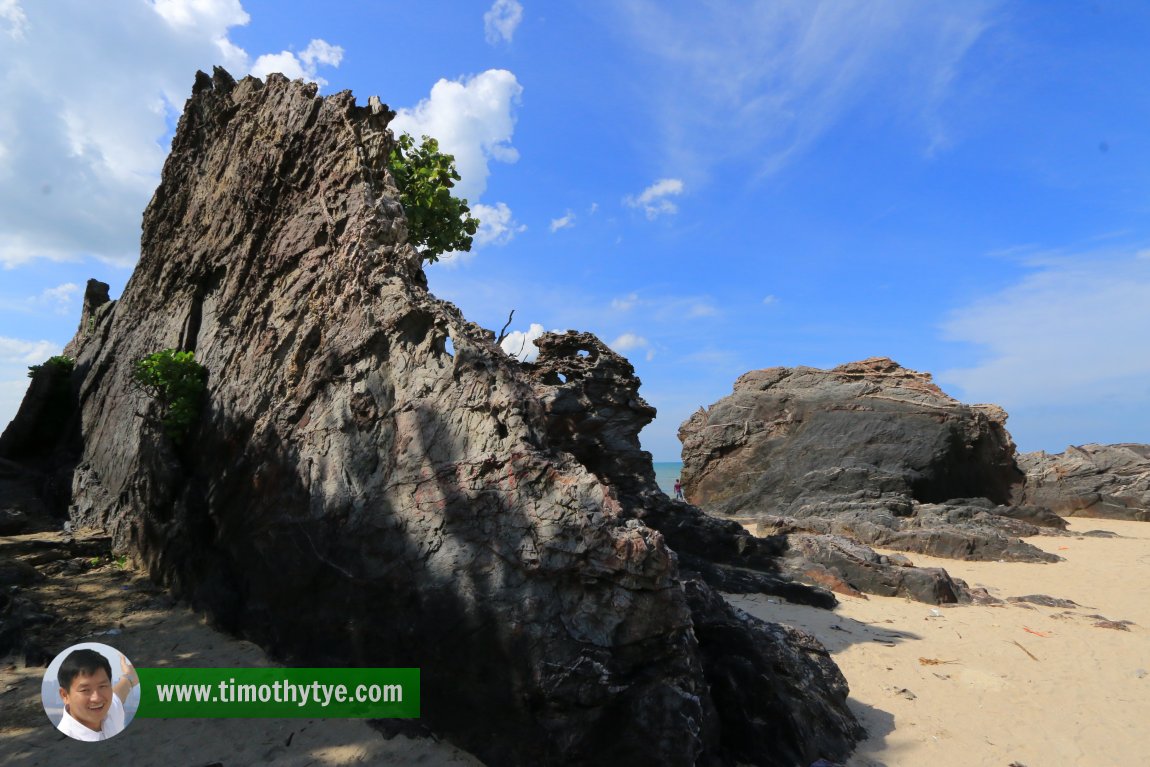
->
[137,667,419,718]
[156,679,402,707]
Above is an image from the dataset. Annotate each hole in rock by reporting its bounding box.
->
[444,337,455,358]
[576,349,591,358]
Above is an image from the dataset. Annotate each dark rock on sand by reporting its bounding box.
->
[527,330,836,608]
[680,358,1061,563]
[1017,444,1150,521]
[781,534,970,604]
[684,580,864,765]
[1,69,860,766]
[1008,595,1081,609]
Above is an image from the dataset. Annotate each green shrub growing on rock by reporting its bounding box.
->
[131,349,207,443]
[388,133,480,263]
[27,355,75,379]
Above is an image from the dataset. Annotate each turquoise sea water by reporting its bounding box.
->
[652,461,684,497]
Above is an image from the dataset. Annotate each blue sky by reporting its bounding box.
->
[2,1,1149,461]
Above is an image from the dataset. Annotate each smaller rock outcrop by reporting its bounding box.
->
[680,358,1063,564]
[1017,444,1150,521]
[778,533,971,603]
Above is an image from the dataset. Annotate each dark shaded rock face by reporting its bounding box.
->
[527,331,837,607]
[1,69,861,766]
[680,358,1062,563]
[1017,444,1150,521]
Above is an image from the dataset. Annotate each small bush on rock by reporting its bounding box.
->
[388,133,479,263]
[131,349,207,443]
[27,355,75,379]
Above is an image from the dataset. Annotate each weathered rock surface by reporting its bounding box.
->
[0,69,860,766]
[680,358,1062,563]
[1017,444,1150,521]
[526,330,838,607]
[778,533,971,603]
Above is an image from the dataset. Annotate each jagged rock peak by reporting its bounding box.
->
[3,70,862,766]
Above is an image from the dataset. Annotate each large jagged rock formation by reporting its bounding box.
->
[1017,444,1150,521]
[680,358,1064,564]
[0,69,863,765]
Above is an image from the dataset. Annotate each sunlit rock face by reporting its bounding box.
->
[1018,444,1150,521]
[680,357,1065,563]
[2,69,862,766]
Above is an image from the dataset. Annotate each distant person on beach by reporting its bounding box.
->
[674,478,683,500]
[56,648,138,741]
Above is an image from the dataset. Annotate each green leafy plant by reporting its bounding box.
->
[130,349,207,443]
[27,355,75,379]
[388,133,480,263]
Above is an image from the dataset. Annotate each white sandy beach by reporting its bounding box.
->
[730,518,1150,767]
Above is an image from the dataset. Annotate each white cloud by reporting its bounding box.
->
[501,322,549,362]
[762,294,779,306]
[550,210,575,232]
[614,0,993,176]
[0,336,61,365]
[610,333,650,354]
[472,202,525,247]
[0,283,83,314]
[390,70,523,203]
[588,202,599,215]
[0,336,63,432]
[42,282,81,304]
[251,39,344,86]
[624,178,684,219]
[940,253,1150,409]
[0,0,28,38]
[484,0,523,45]
[0,1,343,268]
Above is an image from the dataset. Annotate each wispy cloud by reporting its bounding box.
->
[0,282,82,315]
[549,210,575,232]
[940,251,1150,409]
[0,0,28,39]
[613,0,995,177]
[484,0,523,45]
[473,202,526,247]
[610,333,655,362]
[624,178,684,219]
[608,291,718,321]
[0,335,61,365]
[611,292,639,311]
